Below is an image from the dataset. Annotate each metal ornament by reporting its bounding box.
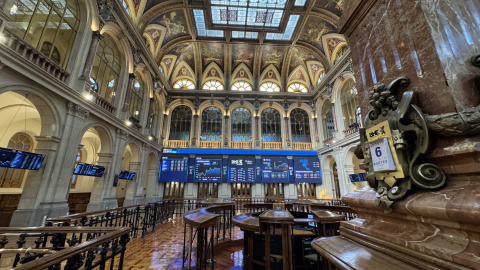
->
[356,77,446,213]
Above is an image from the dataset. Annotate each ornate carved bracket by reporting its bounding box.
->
[355,77,446,213]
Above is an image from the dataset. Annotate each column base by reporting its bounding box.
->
[10,201,69,227]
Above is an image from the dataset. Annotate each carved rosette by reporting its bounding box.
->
[67,102,90,120]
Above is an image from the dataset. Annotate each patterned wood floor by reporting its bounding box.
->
[120,218,244,270]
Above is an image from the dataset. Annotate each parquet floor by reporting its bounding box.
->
[120,218,244,270]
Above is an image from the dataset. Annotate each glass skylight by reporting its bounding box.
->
[232,31,258,39]
[294,0,306,6]
[194,9,224,37]
[210,0,286,28]
[265,15,299,40]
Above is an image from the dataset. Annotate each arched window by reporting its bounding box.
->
[231,81,252,91]
[261,108,281,142]
[231,108,251,142]
[341,81,359,129]
[173,79,195,89]
[71,150,82,188]
[90,34,121,104]
[202,80,224,90]
[201,107,222,141]
[5,0,80,68]
[317,70,326,85]
[260,82,280,92]
[290,109,311,143]
[333,45,348,65]
[121,0,130,15]
[288,83,308,93]
[322,101,335,139]
[129,76,145,121]
[169,105,192,140]
[0,133,33,188]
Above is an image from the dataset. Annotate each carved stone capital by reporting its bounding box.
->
[67,102,90,119]
[92,30,103,40]
[116,128,129,140]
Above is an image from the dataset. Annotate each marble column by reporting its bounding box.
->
[254,115,260,148]
[86,153,117,211]
[80,31,102,80]
[330,103,338,132]
[11,102,89,226]
[191,114,198,147]
[123,162,141,206]
[223,115,229,147]
[284,117,291,148]
[123,73,136,111]
[145,167,159,202]
[161,113,168,147]
[313,116,319,142]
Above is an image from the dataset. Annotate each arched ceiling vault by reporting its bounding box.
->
[125,0,346,90]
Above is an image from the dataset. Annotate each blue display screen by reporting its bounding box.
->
[349,172,367,182]
[228,156,256,183]
[73,163,105,177]
[262,157,289,183]
[118,170,136,180]
[194,157,222,182]
[0,148,45,170]
[159,156,188,182]
[294,157,322,183]
[0,148,19,168]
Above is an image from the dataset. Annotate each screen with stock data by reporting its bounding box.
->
[262,157,289,183]
[0,148,45,170]
[159,156,188,182]
[293,157,322,183]
[228,156,256,183]
[73,163,105,177]
[194,157,222,182]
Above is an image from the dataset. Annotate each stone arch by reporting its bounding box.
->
[100,22,135,73]
[331,74,356,133]
[197,100,226,116]
[306,60,325,85]
[201,62,224,87]
[160,54,177,80]
[258,103,286,146]
[227,101,256,116]
[257,101,285,117]
[171,61,196,86]
[164,101,195,145]
[259,65,282,90]
[231,63,254,87]
[322,33,348,66]
[78,123,113,154]
[0,85,62,138]
[143,24,167,58]
[288,66,311,89]
[134,64,154,97]
[287,104,316,145]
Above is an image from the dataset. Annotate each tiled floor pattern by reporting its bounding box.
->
[119,219,244,270]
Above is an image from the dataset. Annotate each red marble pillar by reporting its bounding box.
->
[330,103,338,132]
[224,115,229,147]
[254,115,260,148]
[313,116,319,142]
[284,117,291,148]
[123,73,136,111]
[81,31,103,79]
[191,115,198,146]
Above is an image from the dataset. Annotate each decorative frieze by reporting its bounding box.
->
[67,102,90,120]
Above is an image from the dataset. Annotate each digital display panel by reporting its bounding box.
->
[118,170,136,180]
[294,158,321,183]
[0,148,19,168]
[10,151,46,170]
[228,157,256,183]
[194,157,222,182]
[159,156,188,182]
[262,157,289,183]
[349,173,367,182]
[73,163,105,177]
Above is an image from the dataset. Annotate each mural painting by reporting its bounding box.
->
[261,46,288,74]
[201,43,224,70]
[231,44,255,72]
[289,47,316,74]
[167,43,195,71]
[152,10,188,46]
[314,0,344,17]
[301,16,338,53]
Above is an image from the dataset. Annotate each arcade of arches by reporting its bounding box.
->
[0,0,478,269]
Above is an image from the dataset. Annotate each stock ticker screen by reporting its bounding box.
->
[228,156,256,183]
[159,156,188,182]
[194,157,222,182]
[262,157,289,183]
[293,157,322,183]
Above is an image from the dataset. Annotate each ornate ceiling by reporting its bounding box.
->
[124,0,346,91]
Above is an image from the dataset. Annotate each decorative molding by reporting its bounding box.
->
[116,128,129,140]
[67,102,90,120]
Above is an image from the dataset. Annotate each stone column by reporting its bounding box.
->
[254,115,260,148]
[123,73,136,111]
[80,31,102,79]
[123,162,141,206]
[284,117,291,148]
[161,113,168,146]
[133,143,148,204]
[11,102,89,226]
[191,114,199,147]
[145,167,159,202]
[330,103,338,131]
[223,115,229,147]
[313,116,319,142]
[86,153,116,211]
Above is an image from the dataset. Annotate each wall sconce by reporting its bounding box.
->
[148,135,153,141]
[84,92,94,101]
[125,120,132,126]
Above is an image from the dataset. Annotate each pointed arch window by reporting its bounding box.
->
[322,101,334,139]
[201,107,222,141]
[290,109,311,143]
[317,70,326,85]
[231,81,253,91]
[288,83,308,93]
[260,82,280,92]
[231,108,252,142]
[173,79,195,89]
[202,80,224,90]
[0,133,33,188]
[5,0,80,68]
[261,108,281,142]
[341,81,360,129]
[169,105,192,140]
[90,34,121,104]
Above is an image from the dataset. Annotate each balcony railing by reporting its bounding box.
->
[231,141,253,149]
[343,125,360,137]
[2,30,70,82]
[292,142,312,150]
[168,140,190,148]
[262,142,282,149]
[199,141,221,148]
[323,137,334,147]
[92,92,116,114]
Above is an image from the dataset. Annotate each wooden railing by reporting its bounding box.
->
[92,92,116,114]
[0,227,130,269]
[231,141,253,149]
[322,137,334,147]
[343,125,360,137]
[199,141,221,148]
[47,199,175,238]
[168,140,190,148]
[262,142,283,149]
[2,30,70,82]
[292,142,312,150]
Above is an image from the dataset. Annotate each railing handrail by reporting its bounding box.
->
[12,227,131,270]
[0,226,124,234]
